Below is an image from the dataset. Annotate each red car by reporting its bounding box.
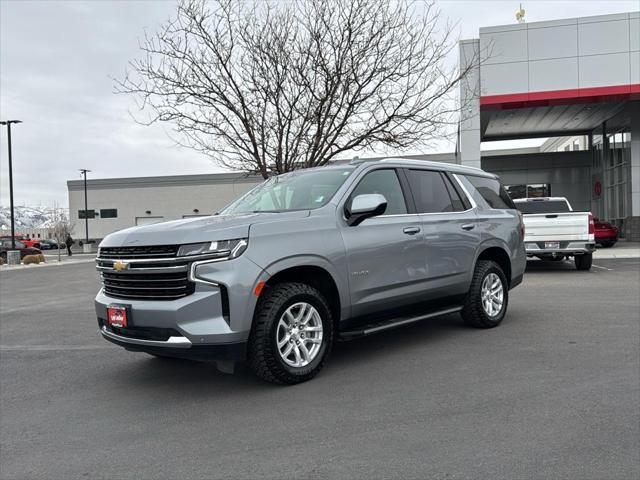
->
[0,235,40,249]
[594,219,618,247]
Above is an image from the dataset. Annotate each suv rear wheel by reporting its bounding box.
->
[461,260,509,328]
[248,282,334,385]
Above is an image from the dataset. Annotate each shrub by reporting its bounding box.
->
[23,254,45,265]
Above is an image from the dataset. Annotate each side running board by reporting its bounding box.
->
[338,306,463,340]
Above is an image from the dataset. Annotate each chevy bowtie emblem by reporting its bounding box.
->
[113,260,129,271]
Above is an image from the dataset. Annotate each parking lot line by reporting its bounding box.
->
[592,264,613,271]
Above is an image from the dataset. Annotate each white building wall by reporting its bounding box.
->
[478,12,639,99]
[68,176,260,240]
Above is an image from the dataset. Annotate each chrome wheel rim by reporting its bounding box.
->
[276,302,323,368]
[481,273,504,317]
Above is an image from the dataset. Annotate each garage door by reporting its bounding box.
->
[135,216,164,226]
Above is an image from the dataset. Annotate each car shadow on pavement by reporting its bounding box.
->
[524,259,590,273]
[98,313,470,393]
[330,313,467,366]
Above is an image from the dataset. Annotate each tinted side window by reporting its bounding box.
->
[407,170,455,213]
[463,175,516,210]
[351,169,407,215]
[442,175,467,211]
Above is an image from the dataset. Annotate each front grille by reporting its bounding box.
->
[97,245,195,301]
[101,271,195,300]
[98,245,179,259]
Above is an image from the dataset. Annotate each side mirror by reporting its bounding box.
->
[346,194,387,226]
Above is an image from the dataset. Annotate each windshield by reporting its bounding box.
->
[221,168,354,214]
[516,200,571,214]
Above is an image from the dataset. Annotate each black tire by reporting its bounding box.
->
[574,253,592,271]
[248,282,334,385]
[599,242,614,248]
[461,260,509,329]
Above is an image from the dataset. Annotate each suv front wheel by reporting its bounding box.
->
[461,260,509,328]
[248,282,334,385]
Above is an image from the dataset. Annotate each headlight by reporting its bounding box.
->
[177,238,248,259]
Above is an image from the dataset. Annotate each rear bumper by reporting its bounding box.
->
[525,241,595,256]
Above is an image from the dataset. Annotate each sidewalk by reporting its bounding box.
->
[593,241,640,259]
[0,252,96,271]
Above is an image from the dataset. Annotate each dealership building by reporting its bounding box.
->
[68,10,640,241]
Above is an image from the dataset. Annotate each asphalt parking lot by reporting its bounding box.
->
[1,259,639,480]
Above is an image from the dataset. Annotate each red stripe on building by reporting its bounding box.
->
[480,84,640,109]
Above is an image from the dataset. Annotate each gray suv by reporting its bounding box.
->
[95,159,526,384]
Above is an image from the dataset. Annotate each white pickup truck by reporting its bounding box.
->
[514,197,595,270]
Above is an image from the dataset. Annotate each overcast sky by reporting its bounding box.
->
[1,0,638,207]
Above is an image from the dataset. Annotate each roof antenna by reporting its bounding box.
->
[516,3,526,23]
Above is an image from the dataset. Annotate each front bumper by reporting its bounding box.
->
[95,254,268,357]
[99,324,247,361]
[525,241,595,256]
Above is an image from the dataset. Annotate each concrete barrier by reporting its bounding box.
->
[6,250,20,265]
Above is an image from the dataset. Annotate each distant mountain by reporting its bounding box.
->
[0,206,69,230]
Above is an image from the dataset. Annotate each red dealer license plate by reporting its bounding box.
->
[107,305,129,328]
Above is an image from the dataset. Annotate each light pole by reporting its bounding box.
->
[0,120,22,250]
[79,168,91,244]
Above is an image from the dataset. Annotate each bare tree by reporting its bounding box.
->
[117,0,472,178]
[51,206,73,262]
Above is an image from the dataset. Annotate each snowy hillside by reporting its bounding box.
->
[0,206,69,230]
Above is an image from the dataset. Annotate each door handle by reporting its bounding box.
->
[403,226,421,235]
[461,224,475,231]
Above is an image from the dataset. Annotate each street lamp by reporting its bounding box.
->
[0,120,22,250]
[79,168,91,245]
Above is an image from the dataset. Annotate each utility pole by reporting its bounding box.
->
[79,168,91,244]
[0,120,22,250]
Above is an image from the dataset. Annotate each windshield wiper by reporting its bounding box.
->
[251,210,283,213]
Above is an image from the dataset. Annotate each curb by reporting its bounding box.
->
[0,258,96,271]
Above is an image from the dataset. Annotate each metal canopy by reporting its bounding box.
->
[480,101,626,141]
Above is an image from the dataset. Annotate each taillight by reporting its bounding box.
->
[588,213,595,235]
[518,212,525,239]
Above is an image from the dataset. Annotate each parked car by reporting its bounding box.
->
[95,159,526,384]
[514,197,595,270]
[594,219,618,248]
[22,238,41,249]
[39,239,60,250]
[0,239,42,261]
[0,235,42,249]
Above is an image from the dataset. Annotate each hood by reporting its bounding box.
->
[100,210,310,247]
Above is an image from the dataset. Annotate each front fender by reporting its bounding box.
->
[259,254,351,322]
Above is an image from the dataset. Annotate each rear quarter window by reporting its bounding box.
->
[462,175,516,210]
